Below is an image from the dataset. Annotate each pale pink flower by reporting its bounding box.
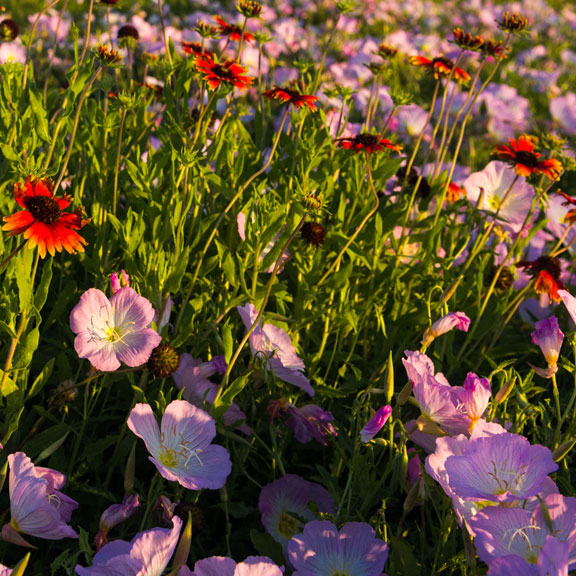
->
[421,312,470,347]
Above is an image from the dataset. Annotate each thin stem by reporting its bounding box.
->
[0,240,27,274]
[224,212,308,385]
[78,0,95,67]
[113,108,128,214]
[317,157,379,286]
[42,0,69,103]
[311,12,341,94]
[157,0,173,68]
[236,17,249,61]
[552,373,562,447]
[53,66,102,193]
[175,105,291,331]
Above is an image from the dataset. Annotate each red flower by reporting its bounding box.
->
[516,255,564,302]
[263,86,319,110]
[492,135,562,180]
[557,191,576,224]
[409,55,471,83]
[2,178,89,258]
[213,15,254,43]
[336,133,402,154]
[181,41,213,60]
[194,54,253,91]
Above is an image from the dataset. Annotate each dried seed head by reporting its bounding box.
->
[147,343,180,379]
[301,222,326,246]
[0,18,19,41]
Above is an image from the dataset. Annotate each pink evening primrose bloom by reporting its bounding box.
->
[95,494,140,551]
[0,565,12,576]
[469,494,576,571]
[421,312,470,347]
[459,373,491,425]
[191,556,283,576]
[127,400,232,490]
[237,303,314,396]
[110,270,130,294]
[360,405,392,443]
[464,161,535,235]
[173,353,251,435]
[259,474,335,552]
[70,287,162,372]
[75,516,182,576]
[1,452,78,547]
[531,316,564,378]
[288,521,389,576]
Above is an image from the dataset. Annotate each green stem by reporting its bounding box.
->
[53,66,102,193]
[78,0,95,67]
[175,105,291,332]
[113,108,128,214]
[317,156,379,287]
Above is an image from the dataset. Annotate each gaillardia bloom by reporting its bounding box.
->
[263,86,319,110]
[213,15,255,43]
[516,255,564,302]
[127,400,232,490]
[336,133,402,154]
[492,135,562,179]
[194,54,253,91]
[409,55,471,83]
[2,177,88,258]
[70,287,162,372]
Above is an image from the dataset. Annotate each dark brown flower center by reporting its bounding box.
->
[433,56,454,69]
[212,65,234,80]
[514,150,539,168]
[26,196,62,224]
[356,134,380,146]
[532,256,562,280]
[148,343,180,379]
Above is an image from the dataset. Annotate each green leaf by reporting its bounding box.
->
[13,327,39,370]
[34,257,53,312]
[212,372,252,418]
[27,357,55,400]
[28,87,51,143]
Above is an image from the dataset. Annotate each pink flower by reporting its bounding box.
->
[259,474,335,552]
[237,303,314,396]
[284,403,337,445]
[531,316,564,378]
[95,494,140,550]
[173,354,251,435]
[1,452,78,547]
[127,400,232,490]
[110,270,130,293]
[191,556,283,576]
[75,516,182,575]
[459,373,491,424]
[421,312,471,347]
[360,405,392,443]
[70,287,162,371]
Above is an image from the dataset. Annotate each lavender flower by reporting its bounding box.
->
[288,521,389,576]
[127,400,232,490]
[237,303,314,396]
[459,373,491,424]
[444,432,558,504]
[360,406,392,443]
[469,494,576,571]
[464,161,535,234]
[531,316,564,378]
[259,475,335,552]
[70,287,162,372]
[1,452,78,547]
[75,516,182,575]
[191,556,283,576]
[421,312,470,347]
[285,403,337,445]
[95,494,140,550]
[173,354,251,435]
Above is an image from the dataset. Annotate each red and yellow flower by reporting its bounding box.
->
[492,135,562,180]
[516,255,565,303]
[336,133,402,154]
[263,86,319,110]
[213,15,254,43]
[2,177,89,258]
[409,55,471,83]
[194,54,253,91]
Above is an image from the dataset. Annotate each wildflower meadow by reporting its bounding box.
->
[1,0,576,573]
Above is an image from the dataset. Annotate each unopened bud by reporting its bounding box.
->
[553,437,576,462]
[494,377,515,404]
